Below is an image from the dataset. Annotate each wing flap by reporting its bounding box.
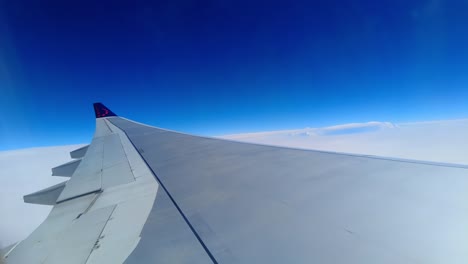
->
[56,116,136,202]
[56,135,104,202]
[43,205,116,264]
[6,193,99,263]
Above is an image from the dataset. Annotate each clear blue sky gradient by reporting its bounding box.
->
[1,0,468,150]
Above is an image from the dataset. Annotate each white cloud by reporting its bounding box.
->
[221,119,468,165]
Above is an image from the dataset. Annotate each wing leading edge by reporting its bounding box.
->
[5,103,468,264]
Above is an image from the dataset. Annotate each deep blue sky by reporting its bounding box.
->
[1,0,468,150]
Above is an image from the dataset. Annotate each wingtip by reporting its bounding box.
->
[93,102,117,118]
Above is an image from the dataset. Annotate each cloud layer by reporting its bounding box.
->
[222,119,468,165]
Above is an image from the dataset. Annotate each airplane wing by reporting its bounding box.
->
[4,103,468,263]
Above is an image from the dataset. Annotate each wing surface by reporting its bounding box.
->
[5,103,468,264]
[109,117,468,264]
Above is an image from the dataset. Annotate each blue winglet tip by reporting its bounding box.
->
[93,102,117,118]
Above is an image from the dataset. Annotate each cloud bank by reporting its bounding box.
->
[222,119,468,165]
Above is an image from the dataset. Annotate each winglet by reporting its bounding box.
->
[93,102,117,118]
